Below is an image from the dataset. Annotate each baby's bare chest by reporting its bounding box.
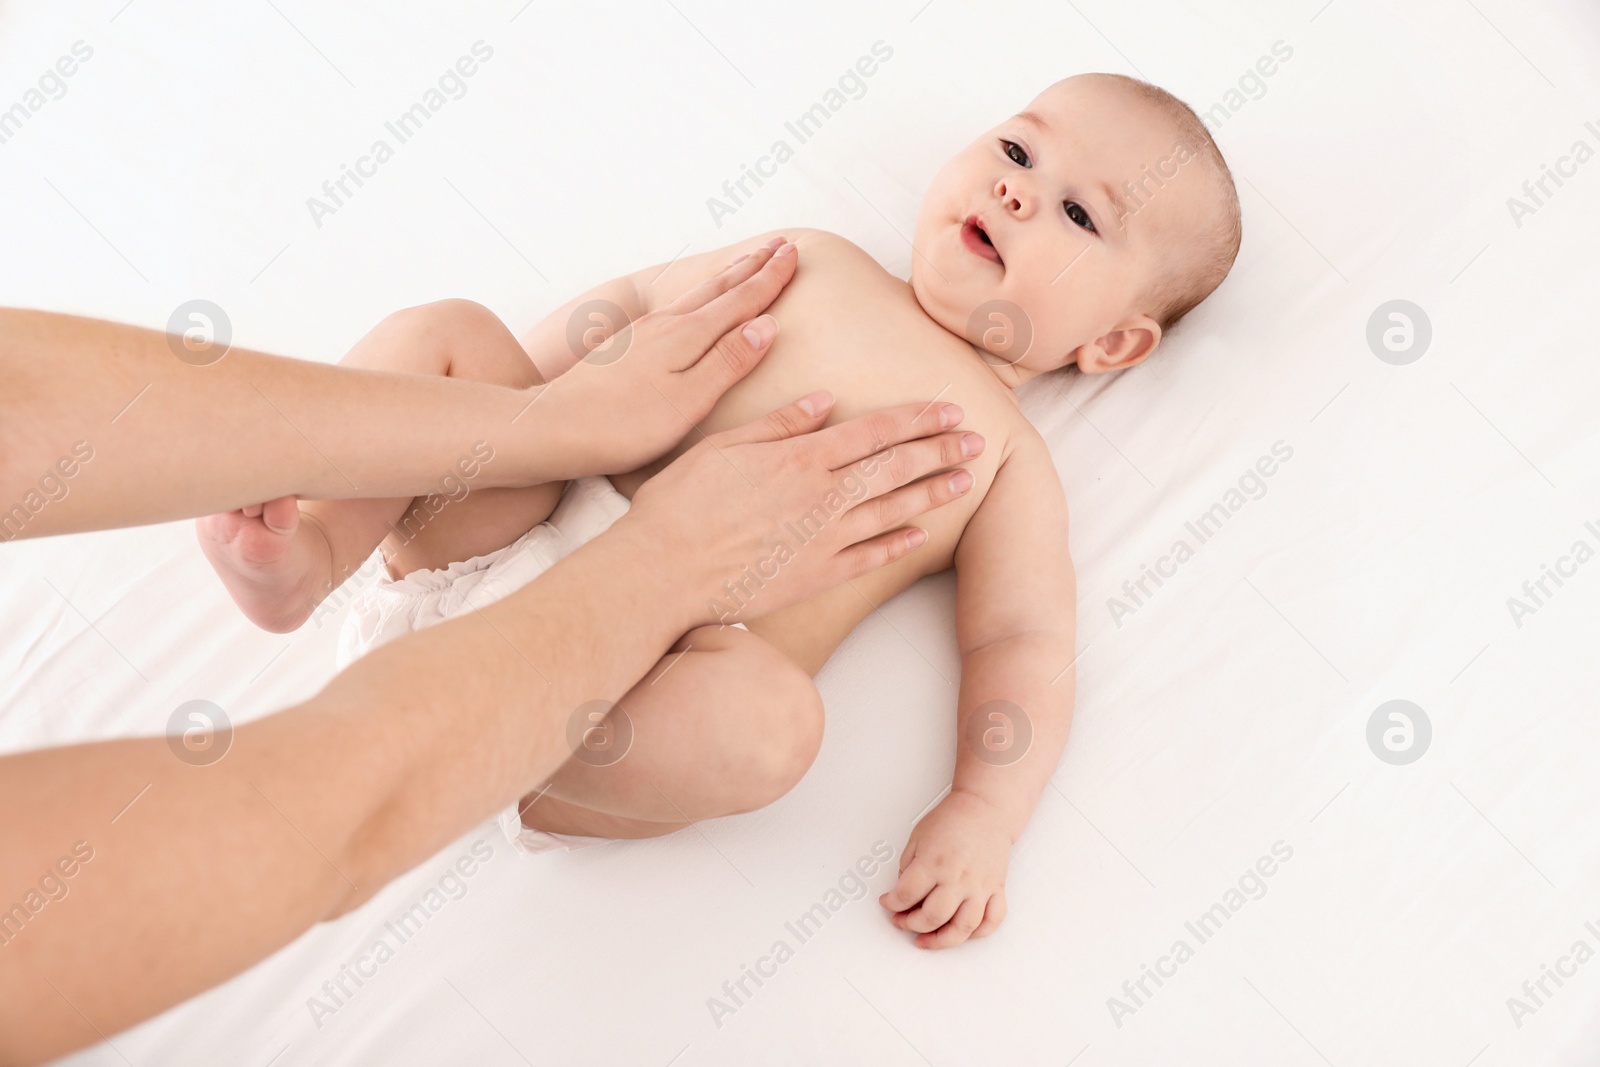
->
[619,260,1023,501]
[617,256,1029,670]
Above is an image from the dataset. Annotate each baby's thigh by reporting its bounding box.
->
[383,482,565,577]
[542,624,825,820]
[635,624,826,806]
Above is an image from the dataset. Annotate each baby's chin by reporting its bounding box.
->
[909,268,1040,367]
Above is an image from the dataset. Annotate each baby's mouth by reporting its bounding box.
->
[960,215,1003,266]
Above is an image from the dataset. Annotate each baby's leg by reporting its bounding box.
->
[199,300,562,630]
[519,625,825,839]
[312,300,563,580]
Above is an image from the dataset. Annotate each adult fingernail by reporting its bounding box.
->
[906,527,928,548]
[796,389,832,416]
[949,469,974,494]
[764,236,787,249]
[742,315,777,349]
[939,403,965,429]
[960,432,984,457]
[730,253,749,265]
[774,241,796,257]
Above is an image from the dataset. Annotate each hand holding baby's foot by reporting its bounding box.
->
[879,790,1012,950]
[196,497,327,633]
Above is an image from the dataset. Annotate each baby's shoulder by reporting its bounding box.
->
[746,228,893,279]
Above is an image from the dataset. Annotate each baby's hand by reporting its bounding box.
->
[879,789,1011,950]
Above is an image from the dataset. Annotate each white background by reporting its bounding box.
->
[3,0,1600,1063]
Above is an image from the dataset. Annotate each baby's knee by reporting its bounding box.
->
[391,300,537,386]
[741,657,824,810]
[396,299,504,347]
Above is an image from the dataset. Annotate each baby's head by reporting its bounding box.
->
[911,73,1241,378]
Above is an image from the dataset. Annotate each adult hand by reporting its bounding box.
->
[538,241,798,480]
[621,391,984,627]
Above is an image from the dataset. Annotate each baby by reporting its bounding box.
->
[200,73,1241,949]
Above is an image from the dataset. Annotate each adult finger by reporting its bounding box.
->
[658,238,784,317]
[711,391,836,447]
[810,401,967,470]
[827,525,929,583]
[844,429,982,501]
[840,466,974,547]
[678,242,798,354]
[677,313,780,409]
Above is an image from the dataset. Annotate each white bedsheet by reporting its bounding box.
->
[5,1,1600,1063]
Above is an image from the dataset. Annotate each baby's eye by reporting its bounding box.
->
[1064,200,1096,234]
[1001,140,1030,167]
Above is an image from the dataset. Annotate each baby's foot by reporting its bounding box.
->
[196,497,325,632]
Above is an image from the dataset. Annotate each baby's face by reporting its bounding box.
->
[911,77,1209,375]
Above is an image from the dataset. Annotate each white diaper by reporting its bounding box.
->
[336,476,632,856]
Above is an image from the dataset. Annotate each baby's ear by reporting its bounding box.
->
[1075,315,1161,374]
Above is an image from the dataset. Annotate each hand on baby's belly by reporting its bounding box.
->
[599,235,1029,672]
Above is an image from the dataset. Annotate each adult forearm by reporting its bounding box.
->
[0,309,567,536]
[0,517,694,1065]
[0,391,975,1062]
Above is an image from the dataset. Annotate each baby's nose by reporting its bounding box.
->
[993,178,1031,218]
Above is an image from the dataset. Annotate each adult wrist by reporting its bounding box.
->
[581,509,712,637]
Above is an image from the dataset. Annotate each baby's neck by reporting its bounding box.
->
[907,291,1049,392]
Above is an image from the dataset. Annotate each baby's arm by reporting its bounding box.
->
[879,431,1076,949]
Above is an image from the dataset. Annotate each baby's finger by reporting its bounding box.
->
[902,884,961,934]
[970,890,1007,939]
[918,897,987,950]
[241,503,264,519]
[879,861,936,914]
